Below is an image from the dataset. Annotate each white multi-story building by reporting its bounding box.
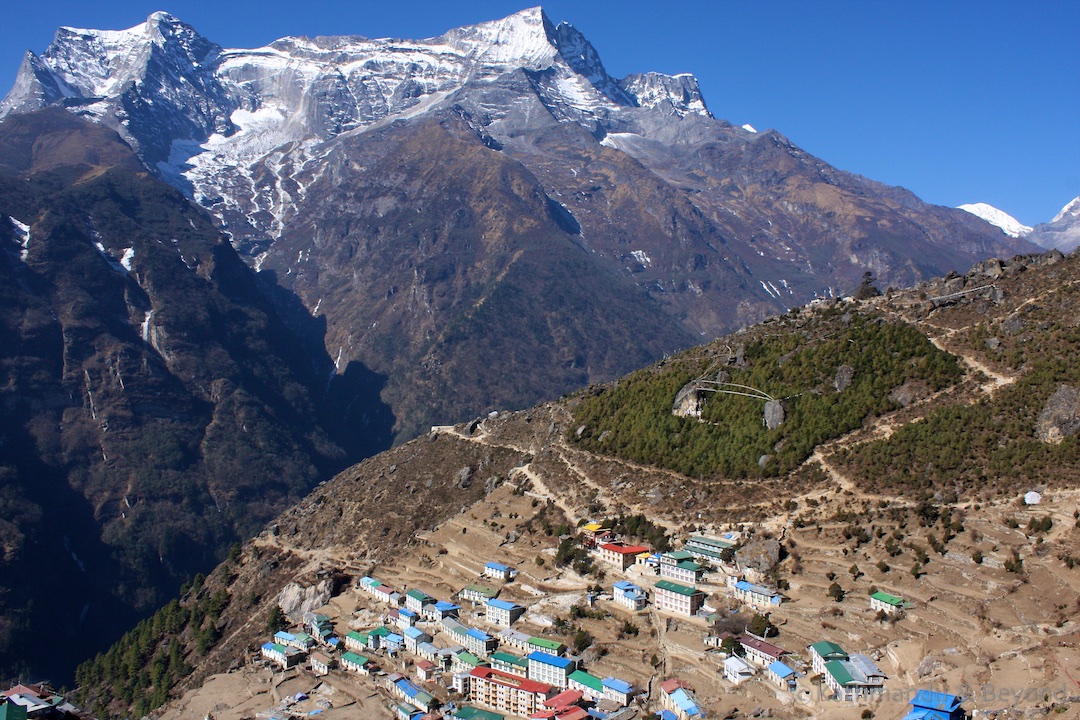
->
[527,651,576,689]
[654,580,705,616]
[484,598,525,627]
[469,666,553,716]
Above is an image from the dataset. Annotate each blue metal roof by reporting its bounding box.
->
[613,581,637,590]
[485,562,509,571]
[734,580,780,596]
[670,688,701,715]
[768,660,796,678]
[485,598,521,611]
[910,690,963,711]
[435,601,461,612]
[602,676,632,693]
[527,650,573,668]
[466,628,492,642]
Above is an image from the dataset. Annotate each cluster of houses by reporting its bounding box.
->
[258,561,646,720]
[582,526,790,621]
[699,628,894,704]
[251,520,947,719]
[0,683,88,720]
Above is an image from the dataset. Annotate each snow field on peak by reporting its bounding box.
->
[957,203,1031,238]
[1052,196,1080,224]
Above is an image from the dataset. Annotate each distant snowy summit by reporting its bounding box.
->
[957,203,1032,238]
[1029,196,1080,252]
[960,198,1080,252]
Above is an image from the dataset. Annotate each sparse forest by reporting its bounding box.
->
[570,311,962,479]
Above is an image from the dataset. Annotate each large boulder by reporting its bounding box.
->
[673,381,705,418]
[1037,385,1080,444]
[735,537,781,574]
[763,400,785,429]
[277,579,334,623]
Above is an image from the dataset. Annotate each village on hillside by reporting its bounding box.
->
[157,485,1020,720]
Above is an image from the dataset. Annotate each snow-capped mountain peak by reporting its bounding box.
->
[957,203,1032,238]
[1052,196,1080,224]
[440,6,558,69]
[1,7,717,256]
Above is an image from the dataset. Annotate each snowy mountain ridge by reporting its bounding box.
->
[957,202,1032,238]
[1,6,714,256]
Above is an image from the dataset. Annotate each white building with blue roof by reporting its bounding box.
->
[424,600,461,621]
[526,650,576,688]
[732,580,784,609]
[601,676,635,706]
[612,581,648,611]
[484,598,525,627]
[483,561,517,581]
[402,626,431,652]
[766,660,799,691]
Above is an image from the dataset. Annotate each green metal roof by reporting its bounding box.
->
[666,550,696,561]
[810,641,847,659]
[870,591,906,606]
[528,637,564,651]
[369,625,391,636]
[456,651,483,667]
[463,583,499,598]
[342,651,369,665]
[0,704,28,720]
[568,669,604,691]
[490,651,528,668]
[825,659,856,686]
[655,579,701,596]
[688,535,734,548]
[453,707,506,720]
[407,588,434,601]
[676,560,703,571]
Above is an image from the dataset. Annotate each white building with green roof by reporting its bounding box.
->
[808,640,848,675]
[654,579,705,616]
[869,590,912,615]
[567,669,604,701]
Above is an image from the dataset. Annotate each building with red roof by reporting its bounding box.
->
[469,666,554,717]
[598,542,651,570]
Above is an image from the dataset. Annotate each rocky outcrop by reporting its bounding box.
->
[277,580,333,624]
[1037,385,1080,444]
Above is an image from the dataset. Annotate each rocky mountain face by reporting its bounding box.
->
[1,7,1037,441]
[0,109,392,683]
[1029,196,1080,252]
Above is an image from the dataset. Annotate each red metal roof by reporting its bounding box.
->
[659,678,694,694]
[738,633,787,659]
[544,688,584,708]
[599,542,650,554]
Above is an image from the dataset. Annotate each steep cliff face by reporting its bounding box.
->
[0,109,391,683]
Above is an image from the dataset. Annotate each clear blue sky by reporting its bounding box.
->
[3,1,1077,225]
